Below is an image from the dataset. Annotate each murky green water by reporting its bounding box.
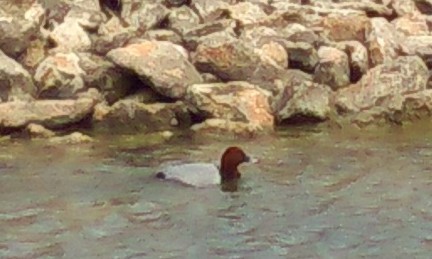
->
[2,123,432,258]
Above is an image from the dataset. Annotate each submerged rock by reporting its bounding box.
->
[48,132,94,144]
[92,100,191,134]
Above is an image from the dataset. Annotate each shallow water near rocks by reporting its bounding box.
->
[2,123,432,258]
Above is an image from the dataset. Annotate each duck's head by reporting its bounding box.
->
[219,146,250,183]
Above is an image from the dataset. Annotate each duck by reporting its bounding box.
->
[155,146,250,188]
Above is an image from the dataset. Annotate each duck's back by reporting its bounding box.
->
[157,163,220,187]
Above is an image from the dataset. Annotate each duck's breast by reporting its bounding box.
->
[159,163,220,187]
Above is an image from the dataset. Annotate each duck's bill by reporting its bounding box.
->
[244,155,251,163]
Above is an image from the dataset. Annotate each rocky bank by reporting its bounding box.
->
[1,0,432,140]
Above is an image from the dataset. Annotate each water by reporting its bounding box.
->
[2,123,432,258]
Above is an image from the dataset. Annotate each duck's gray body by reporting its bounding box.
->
[157,163,221,187]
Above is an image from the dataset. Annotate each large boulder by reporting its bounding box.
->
[0,50,36,102]
[107,41,203,99]
[34,52,132,102]
[186,81,274,131]
[333,56,429,126]
[0,98,97,129]
[192,33,285,94]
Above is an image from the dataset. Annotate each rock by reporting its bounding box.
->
[314,46,350,90]
[282,41,319,73]
[392,14,429,36]
[92,100,191,134]
[366,18,403,67]
[77,53,134,104]
[391,0,420,16]
[402,36,432,68]
[92,16,136,55]
[191,0,232,22]
[63,6,104,31]
[121,2,169,32]
[258,41,288,69]
[279,23,327,49]
[335,41,369,83]
[167,6,200,35]
[34,59,125,105]
[144,29,183,45]
[164,0,191,8]
[18,37,47,71]
[186,81,274,129]
[0,14,40,58]
[401,90,432,120]
[321,14,370,43]
[334,56,429,125]
[0,98,96,129]
[24,123,56,138]
[0,50,36,102]
[272,71,331,122]
[107,41,203,99]
[240,26,279,47]
[182,19,238,51]
[34,52,86,99]
[227,2,268,26]
[49,20,92,52]
[192,33,285,94]
[49,132,93,144]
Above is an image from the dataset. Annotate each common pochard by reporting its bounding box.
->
[156,147,250,189]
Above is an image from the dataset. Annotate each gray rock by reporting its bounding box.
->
[0,50,36,102]
[314,46,350,90]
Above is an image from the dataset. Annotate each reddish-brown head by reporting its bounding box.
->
[219,146,250,183]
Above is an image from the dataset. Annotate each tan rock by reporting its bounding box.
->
[228,2,268,26]
[0,98,96,129]
[392,14,429,36]
[334,56,429,126]
[108,41,203,99]
[322,14,370,43]
[186,81,274,129]
[366,18,403,67]
[402,36,432,68]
